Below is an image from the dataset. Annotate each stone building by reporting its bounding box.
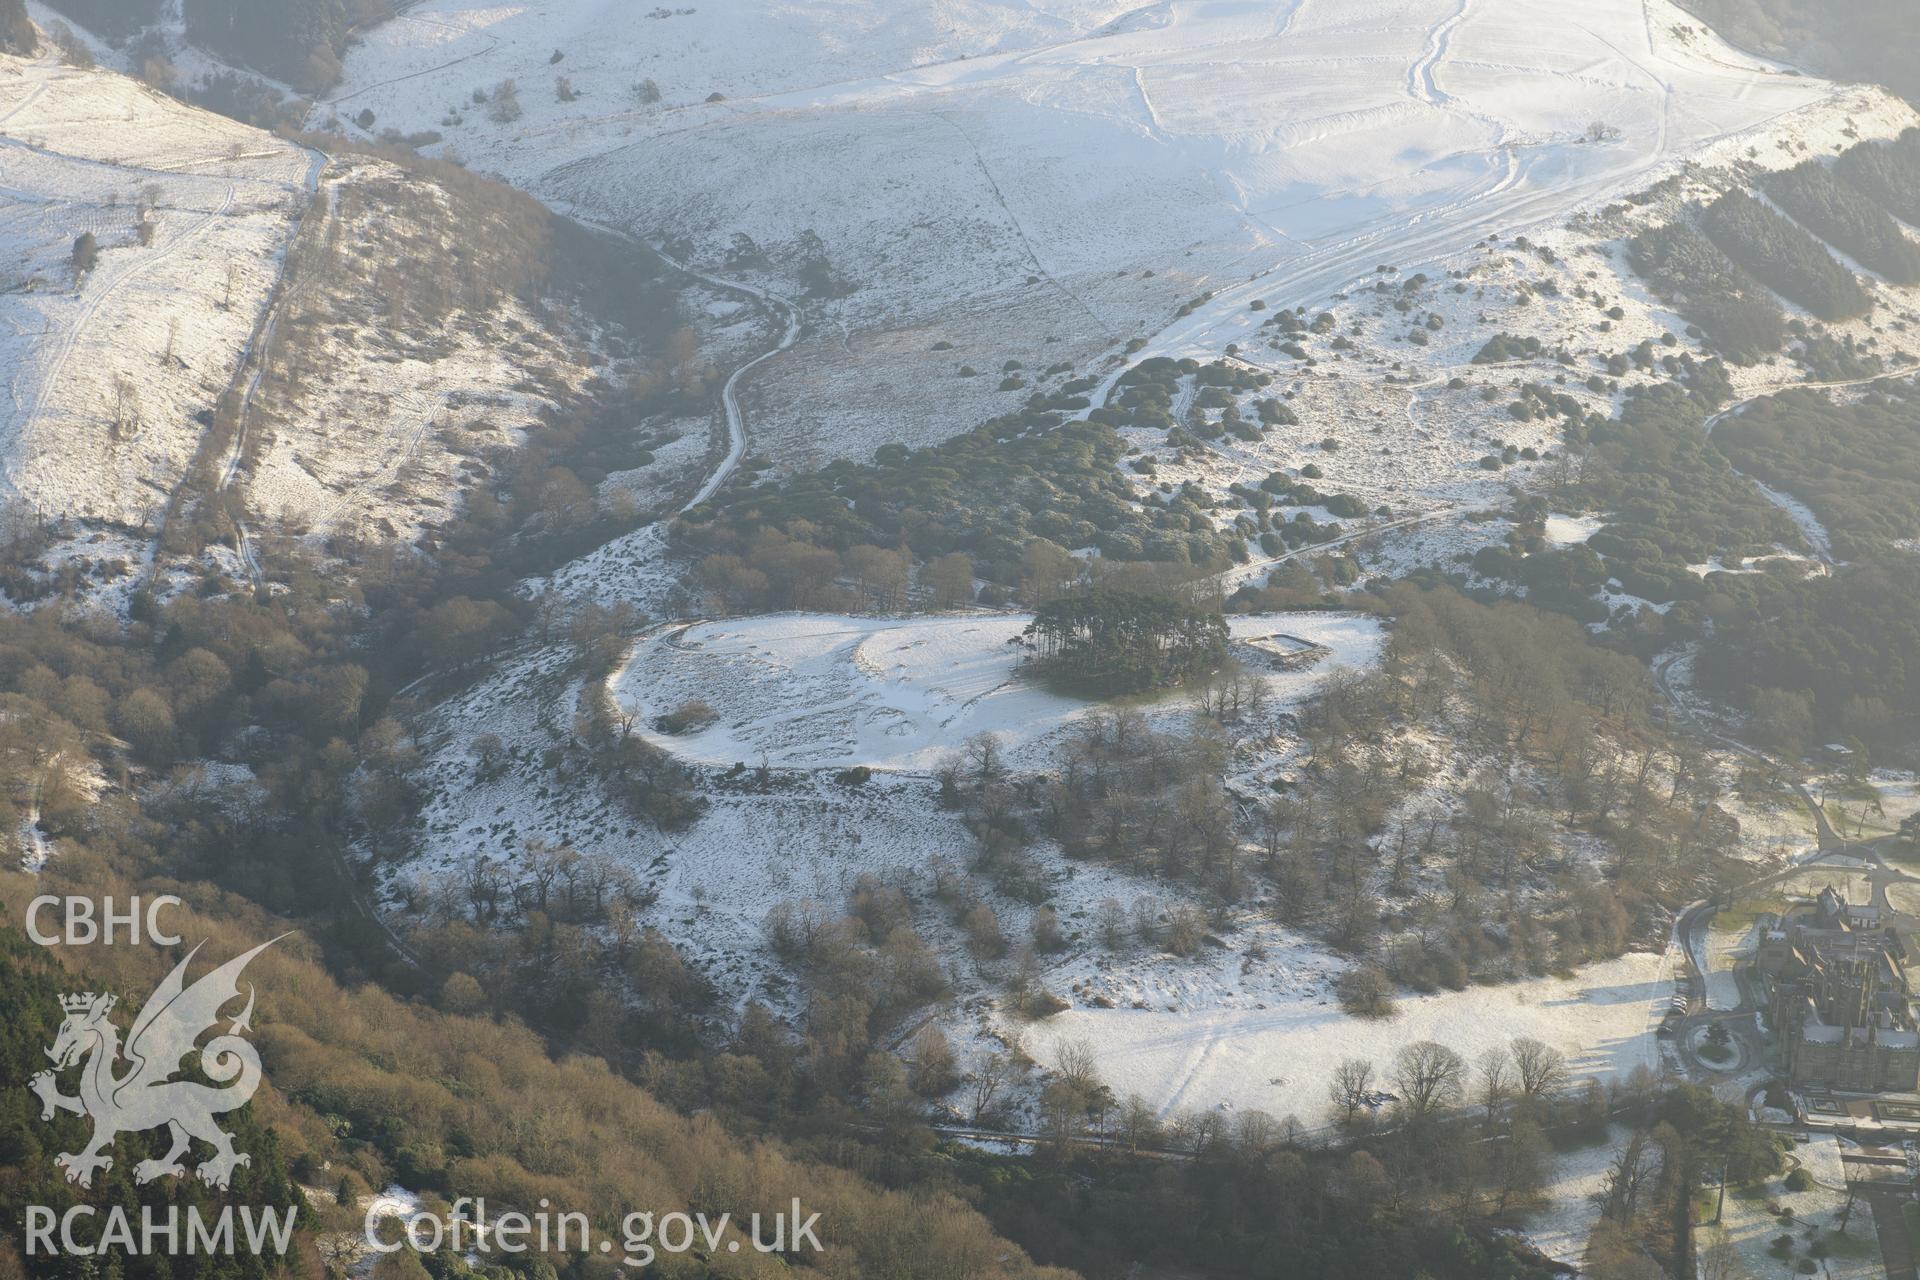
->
[1755,886,1920,1092]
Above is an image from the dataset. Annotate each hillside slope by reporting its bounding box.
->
[324,0,1895,467]
[0,53,312,526]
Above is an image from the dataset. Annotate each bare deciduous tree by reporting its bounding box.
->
[1328,1056,1375,1129]
[1511,1036,1568,1105]
[1477,1045,1513,1125]
[1390,1040,1465,1125]
[1054,1039,1102,1096]
[966,1048,1013,1124]
[488,78,523,123]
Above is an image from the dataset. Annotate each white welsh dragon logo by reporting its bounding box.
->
[28,938,280,1190]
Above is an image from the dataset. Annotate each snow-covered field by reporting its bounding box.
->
[1523,1126,1625,1264]
[1026,949,1668,1124]
[0,40,688,569]
[324,0,1907,469]
[411,613,1681,1122]
[0,54,313,525]
[610,610,1383,773]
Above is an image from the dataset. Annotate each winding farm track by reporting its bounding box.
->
[534,201,803,512]
[1408,0,1470,109]
[298,0,1920,1179]
[319,0,1864,527]
[385,226,800,703]
[645,245,801,512]
[368,232,802,953]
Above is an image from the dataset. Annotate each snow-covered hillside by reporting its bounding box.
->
[612,611,1381,773]
[325,0,1901,466]
[239,153,598,547]
[0,53,313,525]
[269,0,1919,1188]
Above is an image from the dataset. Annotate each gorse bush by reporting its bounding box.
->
[675,415,1237,586]
[1577,379,1798,602]
[1470,333,1544,363]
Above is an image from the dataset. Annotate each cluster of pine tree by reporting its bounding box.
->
[1697,189,1868,320]
[1627,221,1784,362]
[1021,587,1229,694]
[1762,160,1920,285]
[1834,128,1920,226]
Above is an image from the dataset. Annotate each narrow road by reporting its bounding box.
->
[540,200,803,514]
[366,233,798,954]
[382,216,801,713]
[647,246,801,512]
